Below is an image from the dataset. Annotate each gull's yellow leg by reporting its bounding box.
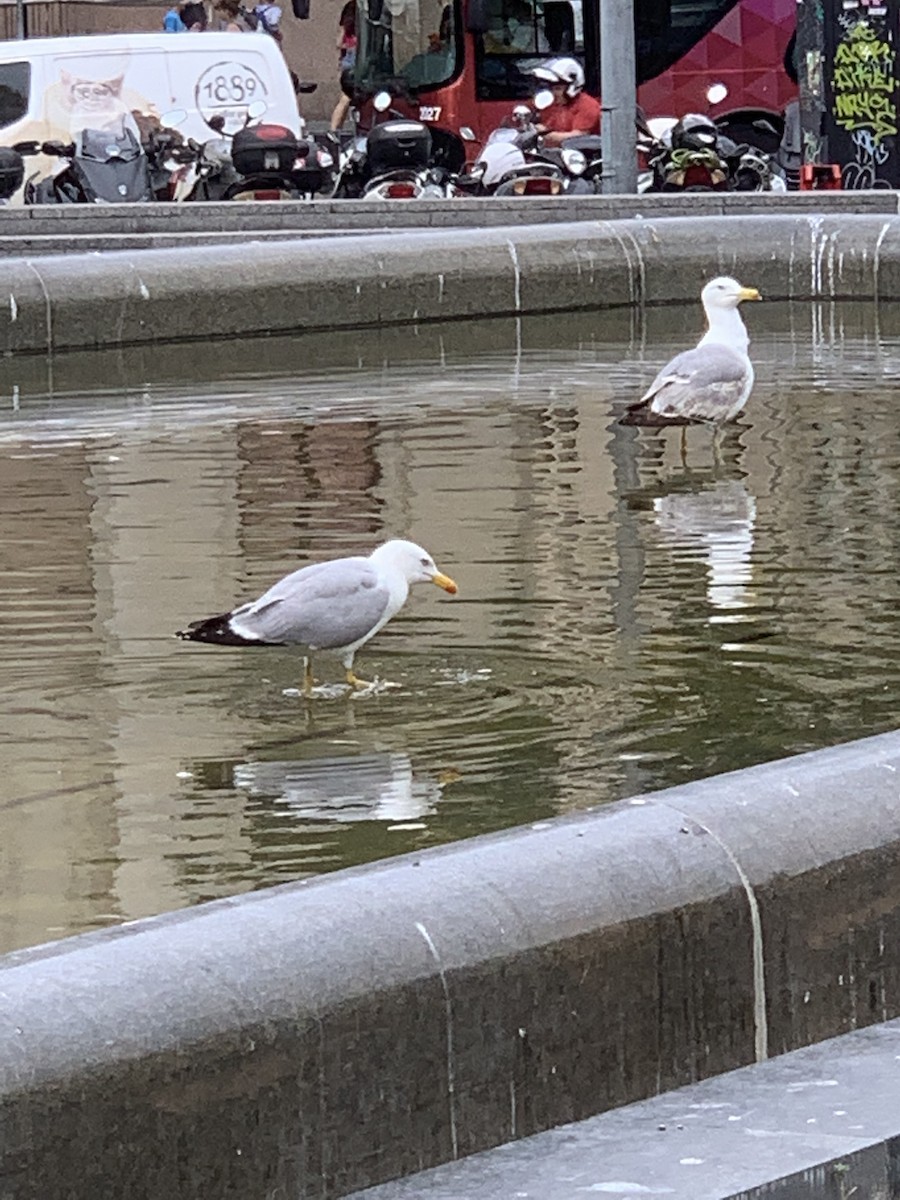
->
[712,424,724,468]
[302,657,316,697]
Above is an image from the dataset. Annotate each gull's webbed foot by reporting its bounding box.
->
[346,668,373,690]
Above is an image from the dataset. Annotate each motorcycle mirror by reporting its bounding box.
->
[161,108,188,128]
[12,140,39,155]
[373,91,392,113]
[246,99,268,121]
[533,89,554,111]
[208,114,227,133]
[459,126,476,141]
[41,140,70,156]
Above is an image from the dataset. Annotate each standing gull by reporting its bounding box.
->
[621,276,762,439]
[176,539,458,694]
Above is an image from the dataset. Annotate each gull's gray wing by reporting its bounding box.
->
[641,345,752,423]
[230,557,391,650]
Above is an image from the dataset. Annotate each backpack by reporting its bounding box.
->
[241,3,278,35]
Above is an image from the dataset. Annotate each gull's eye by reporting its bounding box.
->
[420,557,431,567]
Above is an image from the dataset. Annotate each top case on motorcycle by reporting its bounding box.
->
[366,121,432,175]
[232,124,303,175]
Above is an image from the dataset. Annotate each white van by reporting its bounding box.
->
[0,30,301,150]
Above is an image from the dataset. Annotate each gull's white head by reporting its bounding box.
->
[370,539,458,593]
[701,276,762,310]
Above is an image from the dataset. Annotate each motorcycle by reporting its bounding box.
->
[167,89,331,203]
[331,92,459,200]
[455,96,601,197]
[0,144,25,204]
[642,112,785,194]
[21,111,182,204]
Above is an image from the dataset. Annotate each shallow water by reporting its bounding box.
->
[2,299,900,955]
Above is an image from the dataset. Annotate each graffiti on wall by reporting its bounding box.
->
[829,10,898,188]
[832,19,897,139]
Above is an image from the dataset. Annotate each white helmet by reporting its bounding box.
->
[538,56,585,98]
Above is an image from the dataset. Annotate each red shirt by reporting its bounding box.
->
[541,92,601,135]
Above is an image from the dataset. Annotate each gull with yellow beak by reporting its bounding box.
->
[177,539,458,695]
[622,276,762,434]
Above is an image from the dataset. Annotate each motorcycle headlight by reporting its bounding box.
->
[561,147,587,176]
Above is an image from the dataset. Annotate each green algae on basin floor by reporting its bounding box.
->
[1,300,899,955]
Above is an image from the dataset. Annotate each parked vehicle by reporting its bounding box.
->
[349,0,795,153]
[20,111,183,204]
[455,96,600,196]
[0,145,25,204]
[226,119,331,200]
[167,94,333,202]
[643,111,785,194]
[456,118,564,196]
[331,92,456,199]
[167,115,241,202]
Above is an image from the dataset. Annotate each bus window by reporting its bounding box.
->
[475,0,582,98]
[357,0,459,91]
[0,62,30,131]
[637,0,739,83]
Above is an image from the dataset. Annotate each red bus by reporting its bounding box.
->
[353,0,796,146]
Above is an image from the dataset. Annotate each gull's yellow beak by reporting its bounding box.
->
[432,571,458,595]
[739,286,762,301]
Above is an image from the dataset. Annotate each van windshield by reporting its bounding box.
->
[0,62,30,131]
[356,0,459,93]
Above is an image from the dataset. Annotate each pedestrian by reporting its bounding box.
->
[162,0,189,31]
[213,0,255,31]
[330,0,357,131]
[181,1,208,29]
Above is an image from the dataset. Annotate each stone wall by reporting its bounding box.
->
[2,730,900,1199]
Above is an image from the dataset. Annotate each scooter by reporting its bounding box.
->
[455,97,575,197]
[21,111,181,204]
[330,92,452,200]
[0,145,25,204]
[169,97,332,202]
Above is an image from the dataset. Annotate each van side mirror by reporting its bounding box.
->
[466,0,489,32]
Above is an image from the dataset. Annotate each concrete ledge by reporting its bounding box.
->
[3,211,900,355]
[348,1017,900,1200]
[2,190,900,249]
[2,730,900,1199]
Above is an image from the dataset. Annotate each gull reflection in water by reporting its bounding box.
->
[232,752,441,824]
[652,478,757,621]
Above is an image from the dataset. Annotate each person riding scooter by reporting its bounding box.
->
[531,57,600,147]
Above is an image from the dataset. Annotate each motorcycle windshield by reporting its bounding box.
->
[486,128,520,145]
[78,116,142,163]
[73,154,153,202]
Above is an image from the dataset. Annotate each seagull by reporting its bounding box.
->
[621,276,762,439]
[176,539,458,695]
